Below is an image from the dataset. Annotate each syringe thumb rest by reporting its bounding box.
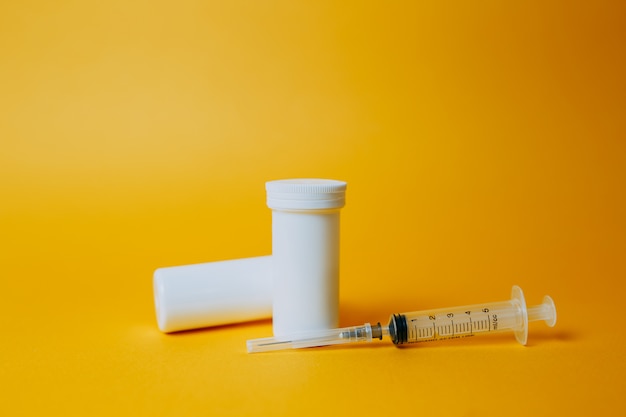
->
[527,295,557,327]
[511,286,557,345]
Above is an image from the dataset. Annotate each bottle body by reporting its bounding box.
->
[271,208,341,337]
[153,256,273,333]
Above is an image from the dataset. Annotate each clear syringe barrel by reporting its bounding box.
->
[388,286,556,346]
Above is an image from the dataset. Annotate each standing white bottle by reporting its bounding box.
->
[266,179,347,337]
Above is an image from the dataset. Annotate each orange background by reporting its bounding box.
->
[1,1,625,415]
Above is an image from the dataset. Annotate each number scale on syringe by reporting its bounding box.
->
[403,301,522,343]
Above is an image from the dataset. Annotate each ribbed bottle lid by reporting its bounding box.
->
[266,179,347,210]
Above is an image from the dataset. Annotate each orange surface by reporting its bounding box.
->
[1,1,625,415]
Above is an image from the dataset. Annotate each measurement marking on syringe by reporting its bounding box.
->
[472,318,488,331]
[418,326,434,338]
[393,310,513,343]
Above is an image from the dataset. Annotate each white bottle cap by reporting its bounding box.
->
[266,179,347,210]
[153,256,272,333]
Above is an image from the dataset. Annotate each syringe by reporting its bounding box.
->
[247,286,556,353]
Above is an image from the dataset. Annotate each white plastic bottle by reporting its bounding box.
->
[153,256,272,333]
[266,179,347,337]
